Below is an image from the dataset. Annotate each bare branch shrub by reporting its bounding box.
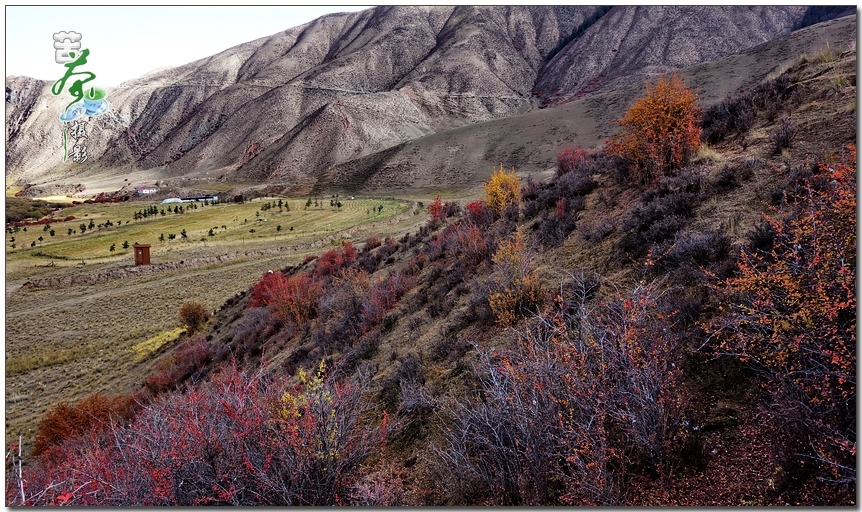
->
[436,276,689,505]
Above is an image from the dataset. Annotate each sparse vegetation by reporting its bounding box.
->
[771,118,796,154]
[5,197,63,224]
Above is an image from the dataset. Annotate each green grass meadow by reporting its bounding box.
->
[6,197,410,263]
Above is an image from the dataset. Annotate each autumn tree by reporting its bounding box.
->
[484,164,521,213]
[709,145,856,486]
[605,73,703,184]
[427,195,444,224]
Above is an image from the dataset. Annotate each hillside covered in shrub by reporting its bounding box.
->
[7,46,856,506]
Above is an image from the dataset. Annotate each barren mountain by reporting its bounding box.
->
[328,14,857,195]
[4,6,852,195]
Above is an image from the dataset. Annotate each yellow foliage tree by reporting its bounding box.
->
[484,164,521,213]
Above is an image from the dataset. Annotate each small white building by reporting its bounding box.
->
[161,195,218,204]
[136,187,158,195]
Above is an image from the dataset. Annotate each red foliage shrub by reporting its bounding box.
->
[709,145,856,486]
[556,145,595,177]
[249,271,284,308]
[19,362,392,505]
[269,274,323,325]
[427,195,444,222]
[426,196,460,229]
[250,271,322,325]
[465,199,495,227]
[33,393,137,458]
[465,199,484,218]
[314,241,357,279]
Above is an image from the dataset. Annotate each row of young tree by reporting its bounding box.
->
[134,203,197,220]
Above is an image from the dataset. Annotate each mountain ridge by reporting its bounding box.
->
[5,6,853,195]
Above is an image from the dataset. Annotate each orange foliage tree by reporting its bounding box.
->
[605,73,703,184]
[710,145,856,485]
[484,164,521,213]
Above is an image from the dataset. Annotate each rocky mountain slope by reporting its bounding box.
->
[4,6,851,194]
[327,14,857,194]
